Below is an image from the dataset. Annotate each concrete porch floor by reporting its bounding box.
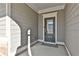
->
[17,42,68,56]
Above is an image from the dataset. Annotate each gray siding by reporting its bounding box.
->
[38,14,43,40]
[57,10,65,42]
[0,4,6,37]
[11,3,38,46]
[38,10,65,42]
[65,3,79,55]
[0,3,6,17]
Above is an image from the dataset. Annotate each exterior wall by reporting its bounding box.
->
[0,4,6,37]
[57,10,65,42]
[65,3,79,55]
[38,14,43,40]
[38,10,65,42]
[11,3,38,46]
[0,3,6,17]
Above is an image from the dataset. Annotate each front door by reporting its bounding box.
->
[44,17,55,43]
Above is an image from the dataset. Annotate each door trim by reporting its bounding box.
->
[43,12,57,44]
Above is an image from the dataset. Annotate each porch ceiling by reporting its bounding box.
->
[26,3,65,13]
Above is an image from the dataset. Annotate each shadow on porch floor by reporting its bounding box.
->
[16,42,68,56]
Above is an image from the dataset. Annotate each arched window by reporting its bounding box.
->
[0,16,8,56]
[10,16,21,56]
[0,16,21,56]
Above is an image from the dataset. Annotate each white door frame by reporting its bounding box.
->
[43,12,57,44]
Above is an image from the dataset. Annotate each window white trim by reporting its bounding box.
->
[43,12,57,44]
[6,16,11,56]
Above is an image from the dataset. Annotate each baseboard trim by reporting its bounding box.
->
[15,40,38,55]
[56,42,65,45]
[38,39,65,45]
[64,43,71,56]
[31,40,38,46]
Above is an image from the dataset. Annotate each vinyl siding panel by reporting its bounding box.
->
[0,4,6,17]
[11,3,38,46]
[65,3,79,55]
[0,4,6,37]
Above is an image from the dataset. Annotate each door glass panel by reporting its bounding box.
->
[47,19,53,34]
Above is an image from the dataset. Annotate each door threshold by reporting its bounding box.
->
[43,41,56,45]
[38,40,56,45]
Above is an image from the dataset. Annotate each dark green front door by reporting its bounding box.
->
[44,17,55,43]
